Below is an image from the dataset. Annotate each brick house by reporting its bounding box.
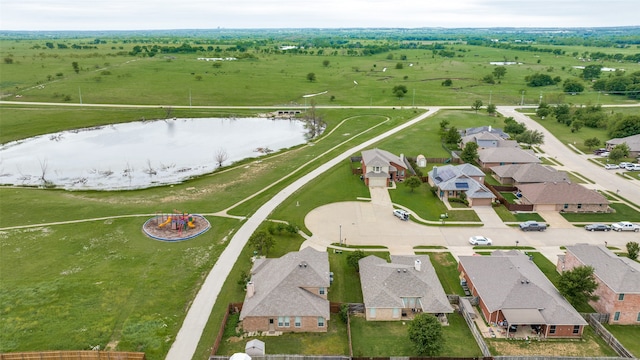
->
[239,247,330,332]
[459,251,587,338]
[558,244,640,325]
[516,182,610,213]
[361,148,407,187]
[359,255,453,321]
[606,134,640,158]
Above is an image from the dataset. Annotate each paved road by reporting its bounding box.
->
[498,106,640,207]
[165,108,442,360]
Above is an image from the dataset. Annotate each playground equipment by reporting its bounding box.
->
[156,211,196,235]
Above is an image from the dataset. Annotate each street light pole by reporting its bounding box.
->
[339,224,342,245]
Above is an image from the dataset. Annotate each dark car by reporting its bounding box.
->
[519,221,547,231]
[584,223,611,232]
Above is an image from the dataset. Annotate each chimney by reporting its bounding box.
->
[488,125,492,132]
[247,281,255,298]
[414,259,422,272]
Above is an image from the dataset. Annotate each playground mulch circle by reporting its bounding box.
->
[142,214,211,242]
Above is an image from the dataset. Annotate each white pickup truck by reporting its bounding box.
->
[611,221,640,232]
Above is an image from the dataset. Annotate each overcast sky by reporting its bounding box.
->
[1,0,639,31]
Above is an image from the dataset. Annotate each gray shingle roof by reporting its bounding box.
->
[240,247,330,319]
[362,148,405,169]
[517,182,609,205]
[491,163,569,183]
[462,126,510,139]
[478,147,541,164]
[459,251,586,326]
[428,165,495,200]
[606,134,640,152]
[359,255,453,313]
[565,244,640,293]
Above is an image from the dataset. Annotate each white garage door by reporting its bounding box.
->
[368,177,387,188]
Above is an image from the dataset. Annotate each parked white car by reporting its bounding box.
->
[625,164,640,171]
[393,209,410,221]
[469,235,493,245]
[604,164,619,170]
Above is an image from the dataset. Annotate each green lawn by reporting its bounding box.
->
[419,252,465,296]
[561,202,640,223]
[216,314,349,355]
[390,182,480,222]
[492,205,545,222]
[604,325,640,358]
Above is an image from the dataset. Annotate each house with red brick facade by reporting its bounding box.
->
[459,251,587,338]
[359,255,453,321]
[491,163,569,185]
[361,148,407,187]
[558,244,640,325]
[239,247,330,333]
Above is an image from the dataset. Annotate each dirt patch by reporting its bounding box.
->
[489,338,605,356]
[433,252,454,267]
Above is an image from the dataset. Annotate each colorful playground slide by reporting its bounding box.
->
[187,220,195,228]
[158,216,172,228]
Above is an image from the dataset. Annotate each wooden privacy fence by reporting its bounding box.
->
[458,297,492,358]
[484,183,534,212]
[586,314,635,358]
[0,352,145,360]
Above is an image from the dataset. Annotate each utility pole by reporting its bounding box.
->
[412,89,415,108]
[521,91,525,106]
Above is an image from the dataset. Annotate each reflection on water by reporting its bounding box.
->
[0,117,307,190]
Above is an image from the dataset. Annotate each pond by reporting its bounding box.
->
[0,117,309,190]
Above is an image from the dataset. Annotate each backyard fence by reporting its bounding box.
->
[484,183,534,212]
[211,356,350,360]
[458,297,492,358]
[494,357,630,360]
[0,352,145,360]
[586,314,635,358]
[211,303,244,356]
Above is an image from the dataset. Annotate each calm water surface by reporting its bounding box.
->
[0,117,307,190]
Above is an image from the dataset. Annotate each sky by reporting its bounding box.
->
[1,0,639,31]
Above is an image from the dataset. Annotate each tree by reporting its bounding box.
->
[471,99,483,113]
[563,79,585,94]
[322,59,330,67]
[460,142,479,164]
[392,84,408,98]
[571,120,584,133]
[439,119,450,134]
[504,117,526,135]
[536,102,551,119]
[443,126,461,145]
[492,66,507,79]
[71,61,80,74]
[482,74,495,84]
[405,176,422,192]
[583,64,602,80]
[306,72,316,82]
[407,313,444,356]
[627,241,639,260]
[558,265,599,307]
[395,62,403,69]
[441,79,452,86]
[608,114,640,138]
[486,103,497,115]
[215,148,228,167]
[584,137,601,150]
[195,75,202,81]
[525,73,555,87]
[248,231,275,256]
[516,129,544,146]
[347,250,366,272]
[608,143,630,162]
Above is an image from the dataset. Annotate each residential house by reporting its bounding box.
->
[461,125,510,139]
[477,147,541,169]
[359,255,453,321]
[606,134,640,158]
[558,244,640,325]
[427,164,495,206]
[459,251,587,338]
[460,131,519,149]
[361,148,408,187]
[491,163,569,185]
[516,182,610,213]
[239,247,330,333]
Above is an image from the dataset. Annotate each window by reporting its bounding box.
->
[393,308,400,318]
[618,294,625,301]
[563,204,568,209]
[370,308,376,318]
[549,325,556,334]
[614,312,620,321]
[319,287,325,295]
[373,166,381,173]
[573,325,580,334]
[637,313,640,322]
[295,317,301,328]
[317,316,325,327]
[577,203,582,209]
[278,316,290,327]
